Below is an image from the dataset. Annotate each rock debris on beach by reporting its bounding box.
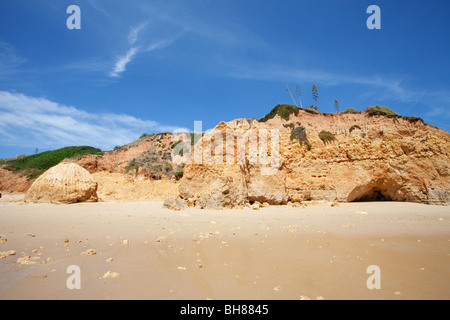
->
[0,250,16,259]
[81,249,97,255]
[102,271,120,279]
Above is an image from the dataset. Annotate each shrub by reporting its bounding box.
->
[139,133,150,139]
[164,162,173,172]
[404,116,424,124]
[259,104,300,122]
[349,125,362,133]
[304,105,320,114]
[343,108,359,114]
[290,126,311,150]
[174,171,184,180]
[126,159,139,173]
[170,140,183,149]
[365,105,398,118]
[318,131,336,144]
[283,123,295,130]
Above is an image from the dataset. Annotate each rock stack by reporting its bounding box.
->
[25,162,98,204]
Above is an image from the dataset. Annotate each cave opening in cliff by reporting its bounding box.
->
[352,189,391,202]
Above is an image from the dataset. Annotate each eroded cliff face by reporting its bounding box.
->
[0,168,33,193]
[179,110,450,208]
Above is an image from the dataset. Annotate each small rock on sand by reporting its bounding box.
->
[163,197,188,211]
[102,271,120,279]
[0,239,7,245]
[331,201,339,207]
[81,249,97,255]
[156,236,167,243]
[0,250,16,259]
[16,255,39,265]
[251,202,261,210]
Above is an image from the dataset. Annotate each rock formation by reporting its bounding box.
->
[3,105,449,208]
[0,168,33,193]
[25,162,98,204]
[178,109,450,208]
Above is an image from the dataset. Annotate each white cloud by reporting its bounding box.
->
[109,30,184,78]
[0,41,26,78]
[109,47,140,78]
[226,63,422,103]
[0,91,183,153]
[128,22,148,45]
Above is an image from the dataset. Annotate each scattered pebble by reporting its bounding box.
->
[394,291,402,296]
[81,249,97,255]
[0,250,16,259]
[156,236,167,243]
[273,286,282,292]
[102,271,120,279]
[106,258,114,263]
[299,295,311,300]
[16,255,39,265]
[177,266,186,270]
[122,240,130,246]
[0,239,7,245]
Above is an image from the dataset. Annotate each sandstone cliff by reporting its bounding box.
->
[178,109,450,208]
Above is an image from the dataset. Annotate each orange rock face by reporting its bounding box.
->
[0,168,33,193]
[179,110,450,207]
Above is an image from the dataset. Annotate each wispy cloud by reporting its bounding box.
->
[108,20,185,78]
[109,47,140,78]
[0,41,26,78]
[226,63,420,103]
[0,91,183,153]
[128,22,148,45]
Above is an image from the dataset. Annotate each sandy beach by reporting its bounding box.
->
[0,194,449,300]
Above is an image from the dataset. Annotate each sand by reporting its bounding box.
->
[0,194,449,300]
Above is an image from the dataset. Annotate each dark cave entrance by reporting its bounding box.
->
[352,189,391,202]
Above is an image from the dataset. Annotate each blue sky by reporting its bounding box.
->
[1,0,449,158]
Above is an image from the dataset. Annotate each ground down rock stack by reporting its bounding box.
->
[25,162,98,204]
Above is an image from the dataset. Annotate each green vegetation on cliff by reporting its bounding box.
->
[2,146,103,180]
[259,104,300,122]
